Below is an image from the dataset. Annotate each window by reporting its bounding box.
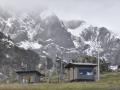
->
[79,68,93,75]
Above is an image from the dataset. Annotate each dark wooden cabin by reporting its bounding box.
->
[16,70,44,84]
[65,63,97,81]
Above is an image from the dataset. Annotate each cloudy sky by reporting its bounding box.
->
[0,0,120,34]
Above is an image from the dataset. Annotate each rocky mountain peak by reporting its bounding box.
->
[0,8,120,68]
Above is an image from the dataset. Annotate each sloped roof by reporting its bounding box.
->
[65,63,97,68]
[16,70,45,76]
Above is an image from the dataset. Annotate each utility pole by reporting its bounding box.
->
[56,54,63,82]
[45,58,48,83]
[97,48,100,81]
[56,54,61,83]
[95,40,100,81]
[60,53,63,82]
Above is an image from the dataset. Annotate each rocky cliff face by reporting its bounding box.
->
[0,10,74,49]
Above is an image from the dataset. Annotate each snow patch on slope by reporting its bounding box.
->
[84,40,103,56]
[67,23,90,37]
[2,38,14,47]
[18,41,42,50]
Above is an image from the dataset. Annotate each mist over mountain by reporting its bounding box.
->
[0,8,120,79]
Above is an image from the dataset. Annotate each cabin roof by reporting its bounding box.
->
[16,70,45,76]
[65,63,97,68]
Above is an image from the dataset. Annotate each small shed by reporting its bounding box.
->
[65,63,97,81]
[16,70,44,84]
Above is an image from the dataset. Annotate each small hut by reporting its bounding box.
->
[65,63,97,81]
[16,70,44,84]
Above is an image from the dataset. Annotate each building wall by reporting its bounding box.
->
[17,73,40,83]
[69,68,73,81]
[73,68,78,80]
[69,67,77,81]
[35,74,41,82]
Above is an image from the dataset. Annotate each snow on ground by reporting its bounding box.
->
[2,38,14,46]
[27,28,38,40]
[46,39,53,42]
[84,40,103,56]
[18,41,42,50]
[5,17,16,27]
[73,40,79,48]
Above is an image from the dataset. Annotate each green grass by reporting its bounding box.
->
[0,83,112,90]
[0,72,120,90]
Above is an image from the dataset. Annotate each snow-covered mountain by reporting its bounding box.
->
[66,20,120,64]
[0,8,120,69]
[0,9,76,68]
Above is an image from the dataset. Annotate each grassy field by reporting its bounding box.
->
[0,72,120,90]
